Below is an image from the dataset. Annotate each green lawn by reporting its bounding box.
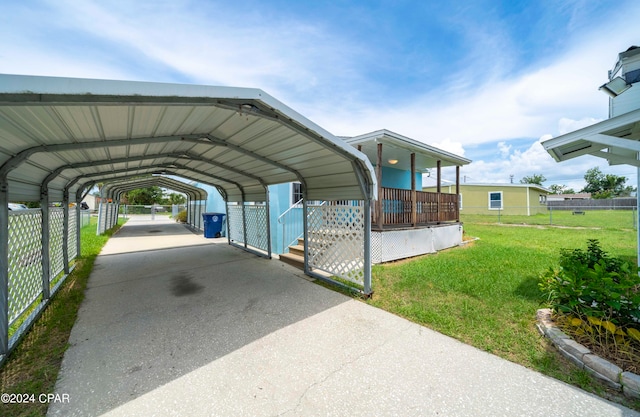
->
[367,216,639,409]
[460,208,637,229]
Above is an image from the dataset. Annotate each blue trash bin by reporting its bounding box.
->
[202,213,225,238]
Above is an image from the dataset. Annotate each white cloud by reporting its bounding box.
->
[456,135,637,192]
[557,117,602,135]
[497,142,511,158]
[430,138,466,157]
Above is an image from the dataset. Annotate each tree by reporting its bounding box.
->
[164,192,186,205]
[580,167,633,198]
[549,184,576,195]
[124,186,164,205]
[520,174,546,186]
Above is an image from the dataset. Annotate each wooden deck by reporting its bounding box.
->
[373,187,459,229]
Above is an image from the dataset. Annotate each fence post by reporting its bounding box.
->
[0,178,9,355]
[549,206,553,225]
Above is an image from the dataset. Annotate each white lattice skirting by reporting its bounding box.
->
[371,224,463,263]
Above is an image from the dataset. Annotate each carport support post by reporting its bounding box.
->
[242,201,248,249]
[190,197,195,229]
[0,178,9,354]
[111,201,118,229]
[364,197,372,295]
[225,203,231,244]
[265,188,272,258]
[637,166,640,274]
[75,190,83,257]
[62,189,69,274]
[40,188,51,300]
[186,196,191,227]
[303,192,309,274]
[200,198,205,230]
[96,201,102,235]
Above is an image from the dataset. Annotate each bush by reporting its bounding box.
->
[174,210,187,223]
[539,239,640,328]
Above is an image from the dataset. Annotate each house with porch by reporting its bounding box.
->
[201,129,471,264]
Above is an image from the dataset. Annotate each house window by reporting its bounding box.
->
[539,194,547,204]
[488,191,503,210]
[291,182,303,205]
[625,68,640,85]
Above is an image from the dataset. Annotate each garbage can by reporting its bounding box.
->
[202,213,226,238]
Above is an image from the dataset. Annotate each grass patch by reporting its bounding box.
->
[461,209,637,230]
[367,221,640,411]
[0,218,124,417]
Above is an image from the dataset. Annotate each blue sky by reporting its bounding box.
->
[1,0,639,191]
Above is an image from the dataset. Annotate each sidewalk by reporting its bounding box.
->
[48,215,639,416]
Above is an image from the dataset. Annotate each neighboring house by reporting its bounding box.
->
[81,194,98,211]
[546,193,591,202]
[198,129,472,263]
[425,183,551,216]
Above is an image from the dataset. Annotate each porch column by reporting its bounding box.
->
[456,165,461,222]
[376,143,383,229]
[411,153,416,227]
[437,160,442,223]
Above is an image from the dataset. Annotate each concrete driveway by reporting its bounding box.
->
[48,215,639,416]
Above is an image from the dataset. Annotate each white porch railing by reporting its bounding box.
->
[277,199,304,252]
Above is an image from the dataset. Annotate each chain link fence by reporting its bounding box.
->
[460,205,638,229]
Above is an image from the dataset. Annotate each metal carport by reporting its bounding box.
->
[0,74,377,361]
[99,176,208,233]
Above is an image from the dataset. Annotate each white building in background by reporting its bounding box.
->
[601,46,640,117]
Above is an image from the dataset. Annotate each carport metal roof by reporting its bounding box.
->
[0,74,376,204]
[100,176,207,202]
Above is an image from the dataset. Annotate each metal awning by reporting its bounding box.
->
[542,108,640,167]
[100,176,207,202]
[0,74,376,204]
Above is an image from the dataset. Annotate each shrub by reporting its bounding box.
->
[174,210,187,223]
[539,239,640,328]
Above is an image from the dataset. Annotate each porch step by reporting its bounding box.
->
[279,252,304,270]
[288,244,305,257]
[279,238,307,270]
